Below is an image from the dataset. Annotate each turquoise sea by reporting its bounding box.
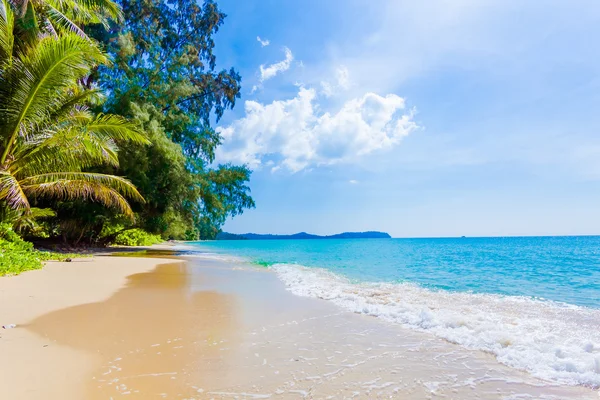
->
[189,236,600,387]
[192,236,600,307]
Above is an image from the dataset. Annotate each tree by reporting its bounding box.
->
[9,0,121,43]
[0,2,148,223]
[97,0,254,239]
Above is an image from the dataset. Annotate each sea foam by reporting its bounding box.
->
[272,264,600,387]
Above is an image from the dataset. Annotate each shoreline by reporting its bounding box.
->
[0,252,597,399]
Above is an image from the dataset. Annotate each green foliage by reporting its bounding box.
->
[0,223,89,276]
[0,238,42,276]
[10,0,122,44]
[1,207,55,238]
[94,0,255,240]
[36,251,89,262]
[113,229,162,246]
[0,222,23,243]
[0,1,149,225]
[1,0,255,244]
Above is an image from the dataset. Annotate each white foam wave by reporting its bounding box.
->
[272,264,600,387]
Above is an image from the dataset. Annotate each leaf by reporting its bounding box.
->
[21,175,141,218]
[0,170,30,210]
[0,0,15,61]
[1,33,108,164]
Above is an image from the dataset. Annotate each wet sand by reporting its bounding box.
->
[0,255,598,399]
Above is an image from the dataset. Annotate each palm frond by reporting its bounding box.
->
[20,172,145,203]
[28,206,55,218]
[43,4,87,38]
[13,134,118,176]
[6,206,55,233]
[0,33,107,163]
[13,108,146,175]
[0,5,144,221]
[45,0,122,27]
[0,170,30,210]
[84,113,149,145]
[22,178,135,218]
[75,0,122,20]
[0,0,15,61]
[45,87,100,122]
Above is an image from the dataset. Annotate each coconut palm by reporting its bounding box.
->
[0,0,148,219]
[9,0,121,41]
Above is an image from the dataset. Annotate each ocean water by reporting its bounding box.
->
[189,236,600,387]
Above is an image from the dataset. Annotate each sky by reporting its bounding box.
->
[209,0,600,238]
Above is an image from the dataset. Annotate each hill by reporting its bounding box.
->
[215,231,391,240]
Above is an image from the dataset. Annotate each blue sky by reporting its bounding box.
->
[210,0,600,237]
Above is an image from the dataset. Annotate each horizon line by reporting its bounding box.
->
[222,232,600,239]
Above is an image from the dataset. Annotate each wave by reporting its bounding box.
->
[271,263,600,387]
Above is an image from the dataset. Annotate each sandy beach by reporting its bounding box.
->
[0,253,597,399]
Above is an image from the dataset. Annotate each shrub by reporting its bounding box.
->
[0,224,90,276]
[0,223,25,243]
[0,243,43,276]
[0,224,42,275]
[113,229,163,247]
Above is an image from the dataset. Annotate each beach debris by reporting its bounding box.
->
[2,324,16,329]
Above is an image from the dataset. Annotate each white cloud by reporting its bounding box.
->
[320,81,334,97]
[321,66,351,97]
[336,66,350,89]
[349,180,359,184]
[256,36,270,47]
[216,87,418,172]
[259,47,293,82]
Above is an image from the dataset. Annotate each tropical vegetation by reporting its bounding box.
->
[0,0,254,273]
[112,229,162,247]
[93,0,254,241]
[0,223,89,276]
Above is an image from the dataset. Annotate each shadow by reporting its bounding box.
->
[27,262,239,398]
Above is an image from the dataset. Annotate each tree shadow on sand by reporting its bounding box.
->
[26,262,239,398]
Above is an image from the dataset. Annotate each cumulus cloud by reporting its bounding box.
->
[216,88,418,172]
[256,36,270,47]
[260,47,293,82]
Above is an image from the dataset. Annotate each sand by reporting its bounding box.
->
[0,256,178,399]
[0,254,597,399]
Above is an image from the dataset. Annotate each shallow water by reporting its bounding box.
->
[192,237,600,307]
[191,237,600,387]
[26,256,599,398]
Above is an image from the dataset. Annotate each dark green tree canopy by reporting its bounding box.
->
[96,0,253,240]
[101,0,241,166]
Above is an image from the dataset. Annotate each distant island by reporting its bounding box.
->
[216,231,392,240]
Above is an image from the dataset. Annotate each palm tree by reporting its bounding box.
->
[0,0,148,219]
[10,0,121,41]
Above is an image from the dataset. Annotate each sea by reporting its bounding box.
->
[188,236,600,388]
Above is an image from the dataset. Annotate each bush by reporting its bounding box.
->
[113,229,163,246]
[0,224,42,276]
[0,224,89,276]
[0,222,25,243]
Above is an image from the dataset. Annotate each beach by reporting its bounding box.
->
[0,252,597,399]
[0,256,176,398]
